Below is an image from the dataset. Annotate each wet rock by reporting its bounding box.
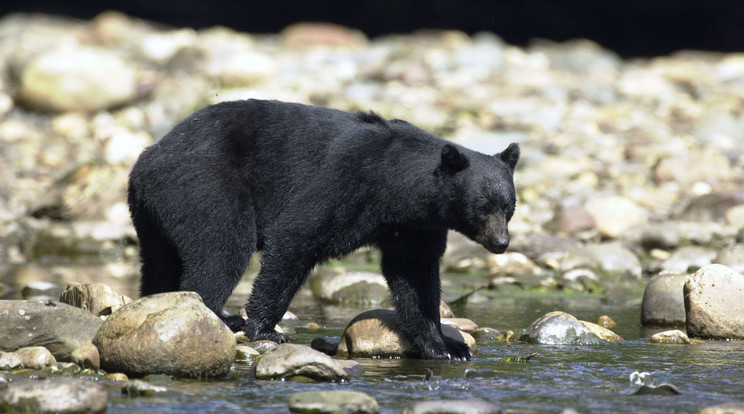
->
[93,292,236,377]
[121,379,168,397]
[59,282,132,317]
[70,343,100,370]
[597,315,616,329]
[335,309,476,358]
[309,270,389,305]
[288,390,379,414]
[520,311,623,345]
[648,330,691,344]
[715,244,744,273]
[0,300,102,362]
[699,402,744,414]
[471,327,503,344]
[585,195,648,238]
[402,398,500,414]
[310,336,341,356]
[14,346,57,370]
[255,343,347,382]
[235,345,260,361]
[240,340,279,354]
[0,377,107,413]
[684,264,744,339]
[17,46,140,112]
[641,271,688,327]
[661,246,717,273]
[559,242,642,290]
[441,318,479,333]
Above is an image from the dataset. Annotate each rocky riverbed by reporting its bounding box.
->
[1,10,744,414]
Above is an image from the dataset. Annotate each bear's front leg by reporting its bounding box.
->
[379,229,472,360]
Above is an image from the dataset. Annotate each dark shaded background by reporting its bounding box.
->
[2,0,744,57]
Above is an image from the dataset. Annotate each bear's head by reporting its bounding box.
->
[439,142,519,254]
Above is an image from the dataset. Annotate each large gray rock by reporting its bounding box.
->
[288,390,379,414]
[520,311,623,345]
[641,272,688,327]
[684,264,744,339]
[255,343,348,382]
[18,46,139,112]
[335,309,476,358]
[0,300,103,362]
[93,291,235,377]
[402,399,500,414]
[0,378,107,414]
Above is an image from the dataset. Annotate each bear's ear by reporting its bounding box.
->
[497,142,520,171]
[440,144,469,173]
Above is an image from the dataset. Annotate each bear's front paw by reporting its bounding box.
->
[241,321,291,343]
[418,336,472,360]
[442,335,472,361]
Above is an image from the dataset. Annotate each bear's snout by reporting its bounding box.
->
[484,237,510,254]
[475,214,510,254]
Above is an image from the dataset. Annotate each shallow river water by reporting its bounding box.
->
[3,263,744,413]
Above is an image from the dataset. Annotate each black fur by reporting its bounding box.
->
[128,99,519,360]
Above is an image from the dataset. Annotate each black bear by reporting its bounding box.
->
[128,99,519,360]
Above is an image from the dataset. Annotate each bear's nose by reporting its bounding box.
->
[489,237,509,254]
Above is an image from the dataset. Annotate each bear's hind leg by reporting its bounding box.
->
[175,196,257,332]
[132,209,182,296]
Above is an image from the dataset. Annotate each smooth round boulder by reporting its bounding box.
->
[289,390,379,414]
[520,311,623,345]
[335,309,476,358]
[255,343,348,382]
[0,378,107,414]
[684,264,744,339]
[641,272,688,327]
[648,330,691,344]
[93,292,236,377]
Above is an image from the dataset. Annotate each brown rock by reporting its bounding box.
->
[93,292,235,377]
[335,309,476,358]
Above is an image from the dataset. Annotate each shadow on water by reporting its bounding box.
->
[3,260,744,413]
